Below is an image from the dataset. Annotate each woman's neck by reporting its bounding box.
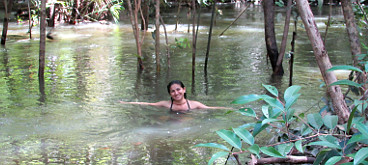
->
[173,98,186,105]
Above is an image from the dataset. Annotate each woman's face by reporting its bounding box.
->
[169,84,186,101]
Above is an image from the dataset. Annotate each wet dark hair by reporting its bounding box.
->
[167,80,187,99]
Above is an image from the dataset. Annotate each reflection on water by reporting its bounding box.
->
[0,3,355,164]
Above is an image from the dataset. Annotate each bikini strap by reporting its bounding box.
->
[170,99,173,111]
[186,99,191,110]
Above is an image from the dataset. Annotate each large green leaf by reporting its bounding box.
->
[216,129,242,150]
[354,148,368,165]
[327,65,363,73]
[347,106,358,134]
[262,84,278,97]
[262,95,284,111]
[347,134,368,145]
[322,115,338,129]
[208,151,229,165]
[194,143,230,151]
[277,143,294,156]
[329,80,362,88]
[238,108,257,118]
[356,123,368,138]
[260,146,286,158]
[262,105,270,118]
[252,122,269,137]
[308,136,341,149]
[261,118,283,126]
[248,144,260,158]
[231,94,263,104]
[325,156,342,165]
[233,127,254,145]
[285,93,301,111]
[307,113,323,129]
[295,140,304,153]
[284,85,301,101]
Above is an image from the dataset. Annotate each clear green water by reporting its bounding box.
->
[0,3,355,164]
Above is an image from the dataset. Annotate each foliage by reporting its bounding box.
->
[194,83,368,164]
[173,38,191,49]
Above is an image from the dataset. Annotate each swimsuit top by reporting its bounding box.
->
[170,99,191,112]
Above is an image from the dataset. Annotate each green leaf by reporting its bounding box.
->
[277,143,294,156]
[301,124,313,135]
[327,65,363,73]
[325,156,342,165]
[216,129,242,150]
[194,143,230,151]
[356,123,368,138]
[285,93,301,111]
[262,95,284,111]
[231,94,263,104]
[322,115,338,129]
[308,136,341,149]
[252,122,269,137]
[347,134,368,145]
[347,106,358,134]
[329,80,362,88]
[233,127,254,145]
[208,151,229,165]
[260,146,286,158]
[307,113,323,129]
[286,108,296,121]
[261,118,283,126]
[262,105,270,118]
[262,84,278,97]
[354,148,368,165]
[248,144,260,158]
[284,85,301,101]
[238,108,257,118]
[295,140,304,153]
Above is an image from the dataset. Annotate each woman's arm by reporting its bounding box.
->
[189,100,232,110]
[119,100,170,108]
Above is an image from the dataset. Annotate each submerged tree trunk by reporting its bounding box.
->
[263,0,280,75]
[141,0,149,31]
[191,0,197,94]
[28,0,32,39]
[296,0,350,124]
[155,0,160,72]
[127,0,144,70]
[1,0,14,45]
[69,0,79,24]
[39,0,47,102]
[204,0,216,72]
[341,0,367,89]
[275,0,292,75]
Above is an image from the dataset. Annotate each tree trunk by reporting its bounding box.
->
[296,0,350,124]
[39,0,47,102]
[69,0,79,24]
[341,0,367,88]
[127,0,144,70]
[1,0,13,45]
[28,0,32,39]
[160,16,171,68]
[275,0,292,75]
[141,0,149,31]
[263,0,280,74]
[155,0,160,72]
[204,0,216,72]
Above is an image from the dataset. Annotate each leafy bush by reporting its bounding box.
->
[194,83,368,165]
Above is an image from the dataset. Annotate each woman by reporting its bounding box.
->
[120,80,229,112]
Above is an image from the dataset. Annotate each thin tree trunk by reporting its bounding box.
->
[204,0,216,72]
[39,0,47,102]
[127,0,144,70]
[219,4,249,36]
[175,0,182,31]
[69,0,79,24]
[28,0,32,39]
[191,0,196,94]
[160,16,171,68]
[341,0,367,89]
[263,0,279,74]
[141,0,149,31]
[296,0,350,124]
[155,0,160,72]
[323,0,332,44]
[275,0,292,75]
[1,0,13,45]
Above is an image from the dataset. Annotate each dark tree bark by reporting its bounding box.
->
[28,0,32,39]
[263,0,280,75]
[155,0,160,72]
[341,0,367,89]
[275,0,292,75]
[204,0,216,72]
[127,0,144,70]
[69,0,79,24]
[1,0,14,45]
[39,0,47,102]
[141,0,149,31]
[296,0,350,124]
[160,16,171,68]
